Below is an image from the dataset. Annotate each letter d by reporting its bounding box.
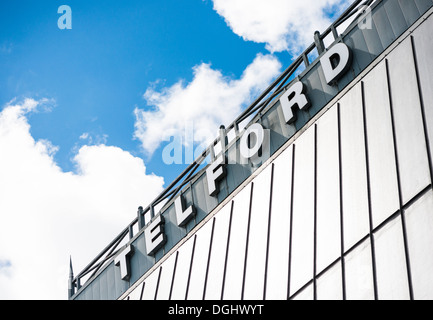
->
[213,305,221,315]
[320,42,352,85]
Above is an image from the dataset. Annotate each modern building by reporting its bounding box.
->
[69,0,433,300]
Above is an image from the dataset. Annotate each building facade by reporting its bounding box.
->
[70,0,433,300]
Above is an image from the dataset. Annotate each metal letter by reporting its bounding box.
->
[114,244,134,281]
[144,214,167,256]
[175,194,196,227]
[240,123,270,166]
[206,154,226,197]
[279,81,311,124]
[320,42,352,85]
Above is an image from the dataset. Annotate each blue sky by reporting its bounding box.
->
[0,0,352,299]
[0,0,275,181]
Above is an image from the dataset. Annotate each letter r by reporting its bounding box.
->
[280,81,311,124]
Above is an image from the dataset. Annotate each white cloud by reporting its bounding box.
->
[0,99,165,299]
[211,0,352,53]
[134,53,281,157]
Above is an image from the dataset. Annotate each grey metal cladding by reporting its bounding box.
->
[316,106,341,274]
[373,4,397,47]
[243,165,273,299]
[405,190,433,299]
[399,0,422,25]
[344,238,374,299]
[374,215,410,299]
[265,145,293,300]
[290,126,315,297]
[339,83,369,251]
[384,0,409,37]
[222,183,252,300]
[204,204,231,300]
[387,39,430,205]
[186,218,214,300]
[411,16,433,183]
[362,61,400,228]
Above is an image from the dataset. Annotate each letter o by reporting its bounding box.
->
[240,123,265,161]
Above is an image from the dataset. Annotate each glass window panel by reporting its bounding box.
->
[142,268,161,300]
[316,262,343,300]
[316,106,341,274]
[412,16,433,178]
[156,252,177,300]
[204,205,231,300]
[387,38,430,204]
[363,61,400,228]
[170,236,195,300]
[187,218,214,300]
[243,165,272,300]
[405,190,433,300]
[339,83,370,250]
[265,146,293,300]
[345,238,374,300]
[374,215,410,300]
[222,183,252,300]
[290,126,315,295]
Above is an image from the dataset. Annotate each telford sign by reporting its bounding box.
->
[115,41,353,281]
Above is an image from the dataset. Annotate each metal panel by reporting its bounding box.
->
[187,218,214,300]
[262,102,296,154]
[412,15,433,179]
[387,38,430,205]
[99,267,108,300]
[92,280,99,300]
[130,234,154,285]
[316,262,343,300]
[374,215,410,300]
[243,165,272,300]
[361,19,384,58]
[106,264,115,300]
[316,106,341,274]
[113,261,128,299]
[363,62,400,228]
[405,190,433,300]
[291,283,313,300]
[344,27,373,76]
[222,183,252,300]
[127,283,143,300]
[170,236,195,300]
[157,204,185,263]
[415,0,433,14]
[303,65,330,122]
[344,238,374,300]
[225,140,252,195]
[373,3,396,48]
[384,0,408,37]
[290,125,315,295]
[339,83,370,250]
[155,252,177,300]
[192,173,219,226]
[204,205,231,300]
[398,0,421,26]
[265,146,293,300]
[141,267,161,300]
